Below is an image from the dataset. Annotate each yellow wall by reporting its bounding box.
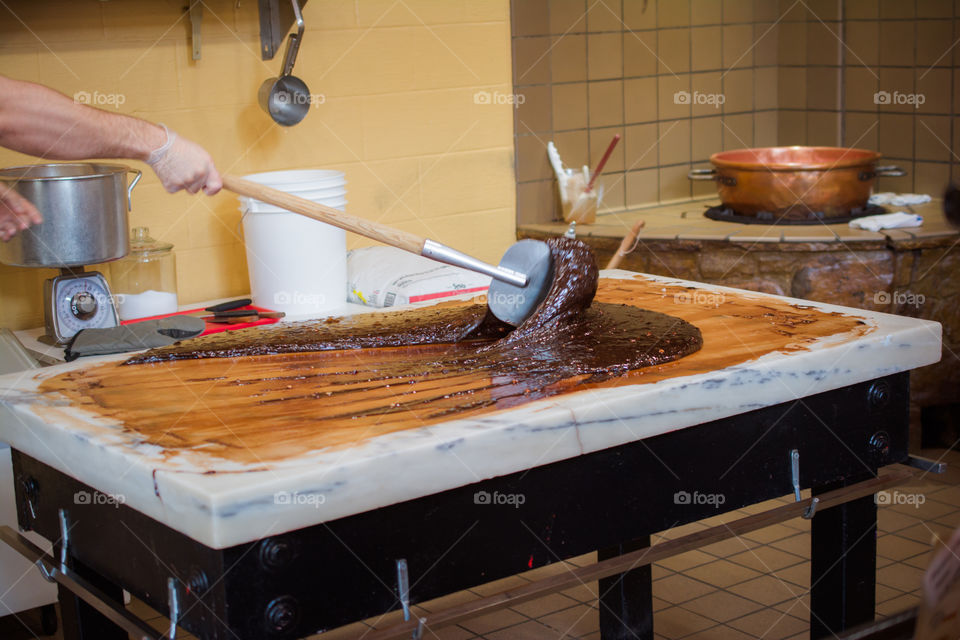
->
[0,0,516,329]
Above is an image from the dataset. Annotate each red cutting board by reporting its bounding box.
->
[120,305,280,336]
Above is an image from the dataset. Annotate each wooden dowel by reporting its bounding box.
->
[365,469,914,640]
[605,220,645,270]
[223,175,426,255]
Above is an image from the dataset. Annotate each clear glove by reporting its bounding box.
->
[0,183,43,241]
[146,124,222,196]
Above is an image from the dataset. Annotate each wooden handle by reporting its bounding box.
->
[222,175,426,255]
[605,220,645,270]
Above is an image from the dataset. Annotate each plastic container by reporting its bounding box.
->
[239,170,348,318]
[110,227,178,321]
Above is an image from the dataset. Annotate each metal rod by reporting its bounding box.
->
[396,558,410,622]
[421,240,528,288]
[790,449,801,502]
[0,525,162,640]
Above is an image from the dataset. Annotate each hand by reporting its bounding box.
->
[0,183,43,242]
[147,132,222,196]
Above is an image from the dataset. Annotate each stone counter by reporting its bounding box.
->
[519,199,959,448]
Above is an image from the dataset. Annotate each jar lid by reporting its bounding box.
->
[129,227,173,256]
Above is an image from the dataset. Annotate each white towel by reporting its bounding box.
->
[868,192,931,206]
[849,211,923,232]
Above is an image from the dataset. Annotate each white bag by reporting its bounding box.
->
[347,246,490,308]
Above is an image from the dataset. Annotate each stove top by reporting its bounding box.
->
[704,203,888,225]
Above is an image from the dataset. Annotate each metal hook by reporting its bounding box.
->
[397,558,410,621]
[790,449,801,502]
[35,558,56,583]
[165,577,180,640]
[412,617,426,640]
[803,497,820,520]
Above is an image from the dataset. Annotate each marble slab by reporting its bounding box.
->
[0,272,943,549]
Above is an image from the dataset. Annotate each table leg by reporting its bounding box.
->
[809,477,878,639]
[58,554,127,640]
[598,537,653,640]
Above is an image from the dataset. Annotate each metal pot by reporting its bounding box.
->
[0,163,141,267]
[688,146,905,221]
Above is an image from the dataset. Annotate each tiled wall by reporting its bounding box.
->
[779,0,960,197]
[513,0,960,225]
[512,0,781,224]
[0,0,515,330]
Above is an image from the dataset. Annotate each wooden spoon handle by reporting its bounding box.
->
[605,220,645,270]
[223,175,426,255]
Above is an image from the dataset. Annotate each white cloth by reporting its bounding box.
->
[868,192,931,206]
[849,211,923,231]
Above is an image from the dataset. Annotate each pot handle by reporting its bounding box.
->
[688,169,716,181]
[860,166,906,180]
[126,169,142,210]
[875,165,906,178]
[280,0,305,77]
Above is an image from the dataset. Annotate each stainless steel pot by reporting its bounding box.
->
[0,163,141,267]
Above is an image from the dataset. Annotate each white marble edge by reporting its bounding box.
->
[0,272,943,549]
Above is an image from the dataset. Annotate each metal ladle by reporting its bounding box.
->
[258,0,311,127]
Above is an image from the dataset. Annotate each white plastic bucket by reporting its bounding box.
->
[239,170,348,318]
[239,194,347,214]
[243,169,345,189]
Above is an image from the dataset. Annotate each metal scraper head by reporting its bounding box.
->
[487,239,554,326]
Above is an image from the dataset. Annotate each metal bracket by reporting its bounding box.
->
[396,558,410,621]
[803,497,820,519]
[58,508,69,570]
[790,449,801,502]
[165,577,180,640]
[412,617,426,640]
[189,1,203,60]
[907,455,947,474]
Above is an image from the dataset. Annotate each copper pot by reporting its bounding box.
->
[688,146,905,221]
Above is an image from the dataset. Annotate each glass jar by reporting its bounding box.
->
[110,227,178,321]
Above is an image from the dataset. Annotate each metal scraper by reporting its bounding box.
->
[223,175,553,326]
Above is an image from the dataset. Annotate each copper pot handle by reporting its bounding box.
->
[860,165,906,180]
[688,168,737,187]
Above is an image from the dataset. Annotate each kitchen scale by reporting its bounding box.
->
[40,267,119,345]
[0,162,140,346]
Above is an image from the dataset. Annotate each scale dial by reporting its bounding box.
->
[46,272,119,343]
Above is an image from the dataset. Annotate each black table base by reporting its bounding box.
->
[11,373,910,640]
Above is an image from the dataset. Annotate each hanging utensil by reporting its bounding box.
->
[258,0,311,127]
